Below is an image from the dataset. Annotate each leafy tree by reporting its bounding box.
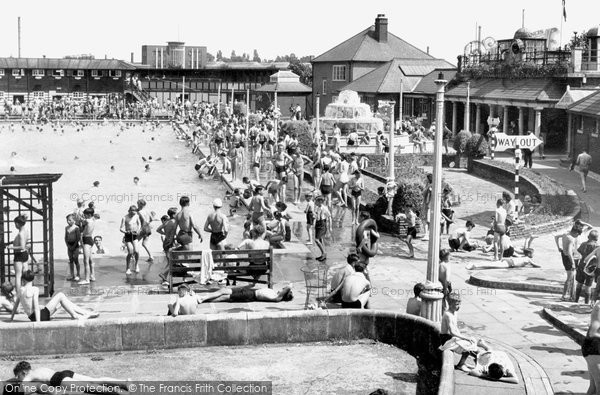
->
[206,52,215,62]
[289,60,312,86]
[252,49,261,62]
[567,30,588,50]
[216,50,223,61]
[231,50,237,59]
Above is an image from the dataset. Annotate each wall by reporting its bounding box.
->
[470,159,580,238]
[573,113,600,173]
[0,310,454,395]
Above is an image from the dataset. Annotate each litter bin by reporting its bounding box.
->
[300,263,329,309]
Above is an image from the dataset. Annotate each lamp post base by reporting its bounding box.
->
[419,281,444,323]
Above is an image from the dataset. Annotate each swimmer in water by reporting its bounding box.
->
[10,166,15,172]
[93,181,100,187]
[145,164,150,172]
[42,156,47,161]
[133,177,140,186]
[74,156,79,160]
[11,152,17,157]
[110,166,115,172]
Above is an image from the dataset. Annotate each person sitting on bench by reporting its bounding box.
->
[196,286,293,303]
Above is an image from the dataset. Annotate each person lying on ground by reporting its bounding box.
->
[10,360,128,392]
[467,340,519,384]
[466,247,539,270]
[196,286,293,303]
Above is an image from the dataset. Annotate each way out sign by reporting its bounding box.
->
[493,133,543,152]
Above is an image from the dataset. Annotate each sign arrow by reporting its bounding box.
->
[492,132,543,152]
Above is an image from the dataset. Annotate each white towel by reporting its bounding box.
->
[194,250,226,284]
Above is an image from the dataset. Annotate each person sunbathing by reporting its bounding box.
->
[197,286,293,303]
[9,360,128,392]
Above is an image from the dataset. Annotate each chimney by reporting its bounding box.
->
[375,14,388,43]
[131,52,134,63]
[427,46,430,54]
[105,54,107,59]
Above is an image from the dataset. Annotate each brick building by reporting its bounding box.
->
[311,14,453,116]
[0,58,135,104]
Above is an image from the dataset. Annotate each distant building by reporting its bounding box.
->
[254,70,312,116]
[311,14,454,117]
[141,42,207,69]
[0,57,134,103]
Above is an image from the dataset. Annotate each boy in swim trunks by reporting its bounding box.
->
[79,209,95,285]
[156,208,178,284]
[64,214,81,282]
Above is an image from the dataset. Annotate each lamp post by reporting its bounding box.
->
[420,72,447,323]
[274,87,279,141]
[388,101,396,180]
[464,81,471,132]
[316,94,320,137]
[246,88,250,135]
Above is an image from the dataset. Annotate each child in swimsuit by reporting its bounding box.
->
[79,209,95,284]
[64,214,81,282]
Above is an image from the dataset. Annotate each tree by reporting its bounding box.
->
[216,50,223,61]
[231,50,237,59]
[568,30,588,50]
[252,49,261,63]
[206,52,215,62]
[288,60,313,86]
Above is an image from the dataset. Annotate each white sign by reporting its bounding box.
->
[493,133,543,152]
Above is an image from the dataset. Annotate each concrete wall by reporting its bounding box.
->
[0,310,454,395]
[470,159,580,238]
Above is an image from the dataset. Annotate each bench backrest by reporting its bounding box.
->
[170,248,273,267]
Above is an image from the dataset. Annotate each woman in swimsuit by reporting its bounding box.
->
[7,215,30,293]
[120,205,141,275]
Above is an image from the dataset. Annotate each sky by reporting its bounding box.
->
[0,0,598,65]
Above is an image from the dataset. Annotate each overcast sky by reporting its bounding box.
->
[0,0,597,64]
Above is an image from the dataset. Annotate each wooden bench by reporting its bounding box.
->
[168,248,274,293]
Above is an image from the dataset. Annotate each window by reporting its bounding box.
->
[0,92,4,101]
[32,91,45,100]
[72,92,85,100]
[322,79,327,95]
[332,65,347,81]
[75,70,84,77]
[53,70,64,77]
[91,70,102,78]
[594,119,600,138]
[109,70,122,78]
[32,69,45,77]
[12,69,24,77]
[0,69,4,77]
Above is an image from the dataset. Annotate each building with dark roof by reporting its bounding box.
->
[0,57,135,103]
[311,14,454,116]
[254,70,311,116]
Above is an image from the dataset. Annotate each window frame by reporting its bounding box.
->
[0,69,5,77]
[91,70,102,78]
[12,69,24,77]
[52,69,64,78]
[109,70,122,78]
[75,70,84,77]
[332,65,347,81]
[322,79,327,95]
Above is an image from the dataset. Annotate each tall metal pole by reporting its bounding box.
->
[388,103,395,180]
[274,88,278,141]
[398,78,403,131]
[231,87,235,114]
[18,17,21,58]
[182,75,185,103]
[246,88,250,135]
[217,83,221,113]
[464,82,471,132]
[316,95,320,137]
[420,73,447,323]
